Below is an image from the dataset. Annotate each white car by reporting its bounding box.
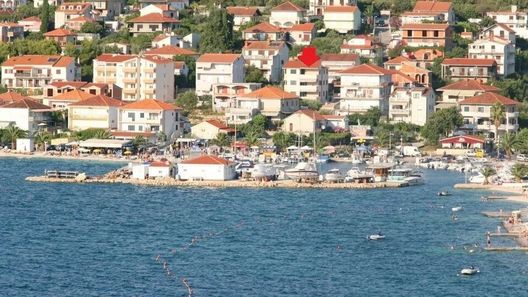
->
[517,154,528,162]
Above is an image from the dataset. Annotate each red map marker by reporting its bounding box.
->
[298,46,320,66]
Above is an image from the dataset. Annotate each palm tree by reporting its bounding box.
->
[157,132,167,143]
[33,131,51,151]
[500,133,517,159]
[490,102,505,156]
[3,125,27,150]
[244,130,260,147]
[374,129,389,148]
[480,166,496,185]
[132,135,147,148]
[511,163,527,183]
[94,129,111,139]
[211,133,230,148]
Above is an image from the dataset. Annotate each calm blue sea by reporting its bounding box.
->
[1,157,527,296]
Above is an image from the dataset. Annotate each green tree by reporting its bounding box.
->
[421,107,463,144]
[272,131,296,151]
[500,132,517,159]
[94,129,111,139]
[300,99,322,111]
[514,129,528,153]
[244,130,261,147]
[347,107,382,127]
[491,102,505,146]
[374,128,389,148]
[245,65,267,84]
[200,8,234,53]
[80,21,104,34]
[40,0,49,33]
[157,131,167,142]
[176,91,198,114]
[133,135,147,148]
[480,166,496,185]
[33,131,52,151]
[511,163,527,182]
[3,124,28,149]
[211,133,230,147]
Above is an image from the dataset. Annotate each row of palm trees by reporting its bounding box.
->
[480,163,528,185]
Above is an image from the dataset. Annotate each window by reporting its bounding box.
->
[290,80,297,85]
[477,106,484,112]
[300,92,307,97]
[407,30,412,36]
[422,30,427,37]
[300,69,306,74]
[56,69,61,74]
[138,125,143,131]
[433,31,439,37]
[128,112,135,120]
[127,125,135,131]
[140,112,144,118]
[463,106,469,112]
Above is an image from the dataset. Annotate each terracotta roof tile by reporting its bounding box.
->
[68,95,124,107]
[324,5,359,13]
[0,91,28,102]
[271,1,305,12]
[52,89,95,101]
[437,80,500,92]
[340,63,392,75]
[95,54,135,63]
[67,16,95,23]
[402,23,450,30]
[44,28,75,37]
[442,58,496,66]
[283,58,321,68]
[226,7,259,16]
[20,16,41,22]
[290,23,315,31]
[205,119,230,129]
[49,81,88,88]
[459,92,518,106]
[121,99,179,110]
[181,155,232,165]
[127,13,180,23]
[1,98,51,110]
[412,48,444,59]
[320,53,359,62]
[2,55,74,67]
[413,1,452,12]
[385,56,411,65]
[241,86,298,100]
[400,63,430,74]
[144,45,197,56]
[294,109,325,121]
[243,22,281,33]
[243,40,285,50]
[197,53,242,63]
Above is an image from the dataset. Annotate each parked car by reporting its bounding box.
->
[517,154,528,162]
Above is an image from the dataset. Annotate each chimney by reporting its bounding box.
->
[512,5,518,13]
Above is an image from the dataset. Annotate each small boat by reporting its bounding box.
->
[460,267,479,275]
[368,233,385,240]
[252,164,277,181]
[284,162,319,181]
[388,168,424,186]
[452,206,463,212]
[437,191,452,196]
[324,168,344,183]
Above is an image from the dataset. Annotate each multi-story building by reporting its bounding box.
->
[54,2,92,29]
[309,0,357,16]
[226,7,261,30]
[405,48,444,68]
[459,92,519,136]
[242,41,289,83]
[1,55,79,93]
[441,58,498,82]
[468,36,515,77]
[242,22,285,42]
[323,5,361,33]
[320,53,360,84]
[480,23,517,45]
[487,5,528,39]
[118,98,182,139]
[401,23,453,49]
[436,79,500,109]
[283,58,328,103]
[85,0,123,21]
[0,22,24,42]
[44,28,76,47]
[411,0,454,24]
[212,82,262,112]
[64,16,96,31]
[338,63,392,114]
[93,54,175,102]
[340,35,382,60]
[388,84,435,126]
[68,95,124,131]
[144,45,198,60]
[0,0,26,11]
[383,58,431,86]
[0,98,51,136]
[270,1,305,28]
[195,53,245,96]
[42,89,95,110]
[288,23,316,46]
[401,11,446,25]
[127,12,179,36]
[226,86,300,124]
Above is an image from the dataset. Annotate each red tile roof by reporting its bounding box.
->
[49,81,88,88]
[340,63,392,75]
[242,86,298,100]
[67,15,95,23]
[20,16,40,22]
[205,119,231,130]
[68,95,124,107]
[1,98,51,110]
[181,155,232,165]
[402,23,450,30]
[442,58,496,66]
[385,56,411,65]
[150,160,171,167]
[290,23,315,31]
[243,22,281,33]
[0,91,28,103]
[121,99,180,110]
[459,92,518,106]
[226,7,259,16]
[437,80,500,92]
[127,13,180,23]
[412,48,444,60]
[413,1,452,12]
[243,41,285,50]
[51,89,94,101]
[324,5,359,13]
[2,55,74,67]
[320,53,359,62]
[294,109,326,121]
[197,53,241,63]
[144,45,197,56]
[440,135,484,144]
[283,58,321,68]
[44,28,75,37]
[400,63,430,74]
[95,54,135,63]
[271,1,305,12]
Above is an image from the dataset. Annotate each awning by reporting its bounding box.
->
[79,138,132,149]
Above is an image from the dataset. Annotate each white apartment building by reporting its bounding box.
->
[459,92,519,136]
[480,23,517,45]
[338,64,392,115]
[54,2,92,29]
[269,1,305,28]
[340,35,382,60]
[242,41,289,83]
[323,5,361,33]
[283,59,329,103]
[68,95,124,131]
[211,82,262,112]
[436,80,500,108]
[85,0,123,20]
[195,54,245,96]
[93,54,175,102]
[487,5,528,39]
[309,0,356,16]
[468,37,516,77]
[226,7,260,30]
[1,55,79,92]
[0,98,51,136]
[388,84,435,126]
[118,99,182,139]
[320,53,360,85]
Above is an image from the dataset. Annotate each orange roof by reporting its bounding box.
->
[400,63,430,74]
[442,58,496,66]
[68,95,124,107]
[121,99,179,110]
[385,56,411,65]
[20,16,41,22]
[320,53,359,62]
[0,91,28,102]
[413,48,444,59]
[294,109,325,121]
[1,98,51,110]
[197,53,241,63]
[402,23,450,30]
[226,7,259,16]
[56,2,91,12]
[142,55,174,64]
[413,1,452,12]
[67,16,95,23]
[0,22,22,27]
[242,86,298,100]
[49,81,88,88]
[324,5,359,13]
[127,13,180,23]
[2,55,74,67]
[290,23,315,31]
[283,58,321,69]
[243,41,285,50]
[153,4,170,10]
[95,54,135,63]
[52,89,94,101]
[181,155,232,165]
[243,22,281,33]
[340,63,392,75]
[459,92,518,106]
[388,69,419,84]
[150,160,171,167]
[205,119,231,130]
[437,80,500,92]
[271,1,305,12]
[44,28,75,37]
[144,45,197,56]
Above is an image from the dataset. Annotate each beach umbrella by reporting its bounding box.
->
[301,146,312,150]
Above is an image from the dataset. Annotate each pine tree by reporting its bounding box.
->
[199,8,234,53]
[40,0,49,34]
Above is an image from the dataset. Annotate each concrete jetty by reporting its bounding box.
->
[453,183,494,190]
[25,175,406,190]
[482,211,512,218]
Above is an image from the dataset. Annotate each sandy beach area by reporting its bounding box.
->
[0,151,137,163]
[454,183,528,204]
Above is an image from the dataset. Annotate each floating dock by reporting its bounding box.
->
[484,247,528,252]
[482,211,512,218]
[489,232,520,237]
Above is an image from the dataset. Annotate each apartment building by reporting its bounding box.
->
[242,22,285,42]
[388,84,435,126]
[93,54,175,102]
[288,23,317,46]
[320,53,359,84]
[54,2,92,29]
[195,54,245,96]
[384,58,431,86]
[270,1,305,28]
[459,92,519,136]
[441,58,498,82]
[323,5,361,33]
[68,95,124,131]
[0,98,51,136]
[340,35,382,60]
[118,99,182,139]
[212,82,262,112]
[283,59,328,103]
[226,7,261,30]
[468,36,515,76]
[242,41,289,83]
[309,0,357,16]
[127,13,179,36]
[401,23,453,49]
[44,28,76,47]
[487,5,528,39]
[338,63,392,114]
[226,86,300,124]
[1,55,79,93]
[411,0,454,24]
[85,0,123,20]
[436,80,500,109]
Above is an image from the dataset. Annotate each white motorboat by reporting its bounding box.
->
[460,267,479,275]
[284,162,319,181]
[468,173,486,184]
[388,168,424,186]
[324,169,344,183]
[368,233,385,240]
[345,167,374,182]
[252,164,277,181]
[437,191,451,196]
[452,206,463,212]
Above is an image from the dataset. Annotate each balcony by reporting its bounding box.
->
[124,66,137,72]
[390,108,410,115]
[143,77,155,84]
[123,77,137,83]
[123,88,136,94]
[144,88,155,95]
[70,115,108,121]
[227,107,258,116]
[142,67,155,73]
[298,75,319,82]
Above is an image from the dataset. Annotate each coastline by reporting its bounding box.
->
[454,183,528,204]
[0,151,137,164]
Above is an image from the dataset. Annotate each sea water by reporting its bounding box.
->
[1,157,527,296]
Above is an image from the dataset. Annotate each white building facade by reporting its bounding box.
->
[195,54,245,96]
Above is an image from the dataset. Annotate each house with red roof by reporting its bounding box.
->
[118,98,182,140]
[227,86,300,124]
[44,28,77,47]
[283,58,329,103]
[338,64,392,114]
[0,91,29,106]
[1,55,79,94]
[18,16,41,33]
[138,0,189,11]
[211,82,262,112]
[64,15,95,31]
[436,80,500,108]
[401,23,453,49]
[411,0,454,24]
[54,2,92,29]
[459,92,519,136]
[468,35,515,77]
[487,5,528,39]
[384,58,432,85]
[127,13,179,36]
[195,54,245,96]
[43,81,120,100]
[242,22,285,42]
[0,22,24,42]
[0,98,51,135]
[404,48,444,68]
[68,95,124,130]
[226,7,261,30]
[177,155,236,181]
[144,45,198,60]
[191,119,235,140]
[480,23,516,45]
[42,89,95,110]
[270,1,306,28]
[440,135,485,150]
[93,54,175,102]
[441,58,498,82]
[323,5,361,33]
[288,23,316,45]
[340,35,382,60]
[282,109,348,134]
[320,53,360,86]
[242,40,289,83]
[140,4,178,19]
